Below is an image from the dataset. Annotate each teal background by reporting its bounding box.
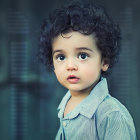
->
[0,0,140,140]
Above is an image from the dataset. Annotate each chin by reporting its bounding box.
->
[67,86,89,92]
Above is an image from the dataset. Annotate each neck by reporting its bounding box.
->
[70,78,101,100]
[70,84,94,100]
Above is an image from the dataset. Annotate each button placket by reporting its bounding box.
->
[63,121,67,127]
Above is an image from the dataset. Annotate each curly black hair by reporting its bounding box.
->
[39,1,121,77]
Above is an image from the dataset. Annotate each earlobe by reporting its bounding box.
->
[101,58,110,71]
[102,64,109,71]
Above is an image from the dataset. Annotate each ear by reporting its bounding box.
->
[101,58,110,72]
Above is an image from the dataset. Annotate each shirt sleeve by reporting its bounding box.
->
[97,111,137,140]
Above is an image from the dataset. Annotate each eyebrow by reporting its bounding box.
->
[75,47,93,52]
[52,50,63,56]
[52,47,93,55]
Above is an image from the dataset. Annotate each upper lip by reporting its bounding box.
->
[67,75,79,80]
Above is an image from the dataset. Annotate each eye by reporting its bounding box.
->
[56,54,65,61]
[78,53,89,60]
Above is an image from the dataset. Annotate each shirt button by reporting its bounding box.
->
[63,122,67,127]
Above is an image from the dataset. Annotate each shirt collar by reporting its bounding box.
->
[57,91,71,118]
[57,77,110,119]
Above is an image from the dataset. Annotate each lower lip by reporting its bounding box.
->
[67,78,79,84]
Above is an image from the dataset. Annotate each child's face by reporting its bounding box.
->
[52,31,109,94]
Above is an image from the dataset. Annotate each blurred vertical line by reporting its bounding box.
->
[8,9,29,140]
[111,8,133,108]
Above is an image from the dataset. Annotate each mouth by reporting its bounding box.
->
[67,75,80,84]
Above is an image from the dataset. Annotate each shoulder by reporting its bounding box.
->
[95,95,134,128]
[95,95,137,139]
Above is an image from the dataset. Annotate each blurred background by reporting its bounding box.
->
[0,0,140,139]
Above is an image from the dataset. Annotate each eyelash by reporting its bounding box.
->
[55,54,65,61]
[55,52,90,61]
[78,52,89,60]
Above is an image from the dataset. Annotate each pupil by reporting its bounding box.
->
[81,54,86,59]
[60,56,64,60]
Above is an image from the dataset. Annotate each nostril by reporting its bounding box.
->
[66,63,78,71]
[67,67,78,71]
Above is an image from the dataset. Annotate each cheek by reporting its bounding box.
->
[84,69,96,78]
[82,66,101,80]
[54,71,64,84]
[54,66,65,80]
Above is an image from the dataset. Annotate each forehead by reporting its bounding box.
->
[52,31,97,50]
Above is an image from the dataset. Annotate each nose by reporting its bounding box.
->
[66,58,78,71]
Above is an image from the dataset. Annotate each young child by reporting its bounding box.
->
[39,1,137,139]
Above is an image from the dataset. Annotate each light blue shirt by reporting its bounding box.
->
[55,78,137,140]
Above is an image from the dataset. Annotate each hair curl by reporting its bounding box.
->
[39,1,121,77]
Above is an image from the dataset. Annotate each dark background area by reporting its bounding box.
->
[0,0,140,140]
